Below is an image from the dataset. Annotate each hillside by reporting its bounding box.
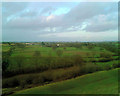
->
[13,68,119,95]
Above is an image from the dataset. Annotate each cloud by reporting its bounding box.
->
[64,2,117,22]
[38,30,118,42]
[84,12,118,32]
[2,3,28,23]
[2,2,28,15]
[2,2,118,41]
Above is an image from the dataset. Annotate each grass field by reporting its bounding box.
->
[12,68,118,95]
[2,1,119,95]
[2,42,119,95]
[2,43,118,72]
[2,44,112,57]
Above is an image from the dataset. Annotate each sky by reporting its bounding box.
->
[2,2,118,42]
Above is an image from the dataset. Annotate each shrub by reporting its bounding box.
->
[19,80,26,88]
[3,77,19,88]
[83,63,97,74]
[104,64,112,71]
[72,55,84,66]
[98,57,113,62]
[33,75,44,85]
[56,49,63,57]
[113,62,120,68]
[100,52,112,58]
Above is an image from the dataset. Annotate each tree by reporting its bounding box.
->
[33,51,41,71]
[2,52,9,72]
[14,55,25,72]
[41,42,45,46]
[52,44,57,50]
[87,45,93,50]
[73,55,84,66]
[56,49,63,57]
[33,51,41,57]
[15,43,26,50]
[100,52,112,58]
[2,45,15,72]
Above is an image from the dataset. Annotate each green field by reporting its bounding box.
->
[13,68,118,94]
[3,45,106,57]
[2,1,119,95]
[2,42,119,95]
[2,43,118,72]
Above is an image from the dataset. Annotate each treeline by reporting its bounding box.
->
[3,61,119,89]
[96,42,118,55]
[2,41,118,48]
[3,54,85,78]
[2,42,119,78]
[3,51,119,78]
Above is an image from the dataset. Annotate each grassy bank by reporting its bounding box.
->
[12,68,118,95]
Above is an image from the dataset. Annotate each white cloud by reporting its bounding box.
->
[2,2,118,41]
[84,12,118,32]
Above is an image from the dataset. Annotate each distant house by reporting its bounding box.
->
[25,43,33,45]
[11,44,15,46]
[57,44,60,47]
[25,43,30,45]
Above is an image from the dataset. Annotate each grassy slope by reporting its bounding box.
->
[13,68,119,95]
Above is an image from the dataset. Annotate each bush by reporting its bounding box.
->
[42,70,53,82]
[3,66,81,88]
[100,52,112,58]
[104,64,112,71]
[33,75,44,85]
[83,63,98,74]
[113,63,120,68]
[19,80,27,88]
[72,55,84,66]
[56,49,63,57]
[98,57,113,62]
[3,77,19,88]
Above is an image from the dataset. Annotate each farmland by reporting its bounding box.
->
[2,42,119,95]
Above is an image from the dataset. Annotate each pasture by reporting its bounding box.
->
[2,43,118,72]
[2,42,119,95]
